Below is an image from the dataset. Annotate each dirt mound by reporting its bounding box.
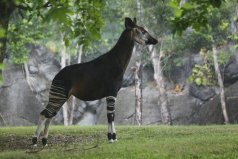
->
[0,133,103,153]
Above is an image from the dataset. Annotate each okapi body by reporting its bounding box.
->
[32,17,158,146]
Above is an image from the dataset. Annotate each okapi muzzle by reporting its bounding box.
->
[32,17,158,146]
[146,34,158,45]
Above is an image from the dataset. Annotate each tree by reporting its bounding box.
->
[169,0,225,35]
[134,0,143,126]
[0,0,15,63]
[169,0,237,124]
[141,0,173,125]
[0,0,104,84]
[0,0,104,126]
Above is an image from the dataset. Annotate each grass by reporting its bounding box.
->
[0,125,238,159]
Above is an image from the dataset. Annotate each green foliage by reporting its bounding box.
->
[188,64,216,86]
[7,15,50,64]
[141,0,173,36]
[161,55,184,76]
[4,0,104,65]
[0,63,5,85]
[169,0,226,34]
[163,31,212,55]
[0,27,5,38]
[207,49,234,67]
[42,0,104,48]
[188,47,234,87]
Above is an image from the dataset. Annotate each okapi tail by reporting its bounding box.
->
[40,79,69,118]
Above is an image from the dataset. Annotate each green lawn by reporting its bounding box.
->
[0,125,238,159]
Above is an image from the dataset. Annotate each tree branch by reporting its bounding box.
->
[42,1,52,8]
[16,1,52,11]
[16,4,31,11]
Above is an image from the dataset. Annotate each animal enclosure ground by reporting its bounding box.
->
[0,125,238,159]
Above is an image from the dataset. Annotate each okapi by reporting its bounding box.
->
[32,17,158,146]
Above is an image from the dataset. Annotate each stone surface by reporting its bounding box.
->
[189,84,216,101]
[0,61,43,126]
[224,54,238,85]
[1,46,238,126]
[194,81,238,124]
[97,83,161,125]
[97,81,238,125]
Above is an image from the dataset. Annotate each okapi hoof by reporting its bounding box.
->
[107,133,117,143]
[32,137,37,146]
[42,138,48,146]
[112,133,117,141]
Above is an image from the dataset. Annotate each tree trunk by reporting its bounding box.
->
[0,1,15,63]
[133,0,143,126]
[134,60,142,125]
[68,96,75,125]
[179,0,186,7]
[77,45,83,63]
[24,62,35,92]
[0,1,15,81]
[231,6,238,35]
[67,44,83,125]
[60,34,69,126]
[24,63,30,85]
[212,45,229,124]
[151,46,172,125]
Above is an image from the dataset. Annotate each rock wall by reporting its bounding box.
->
[0,61,42,126]
[98,80,238,125]
[1,46,238,126]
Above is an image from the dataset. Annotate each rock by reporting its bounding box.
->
[224,54,238,85]
[26,46,60,104]
[97,83,201,125]
[195,81,238,124]
[169,55,196,84]
[97,83,161,125]
[76,99,104,125]
[0,45,61,126]
[77,112,97,125]
[29,65,39,74]
[168,90,202,124]
[189,84,216,101]
[97,80,238,125]
[1,45,238,126]
[0,60,43,126]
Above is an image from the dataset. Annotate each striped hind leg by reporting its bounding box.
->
[41,118,52,146]
[32,80,68,146]
[32,115,47,146]
[106,96,117,143]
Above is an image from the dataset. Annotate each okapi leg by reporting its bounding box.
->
[106,96,117,142]
[41,118,52,146]
[32,115,47,146]
[32,79,68,146]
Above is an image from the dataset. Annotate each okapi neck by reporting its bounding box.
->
[110,30,134,71]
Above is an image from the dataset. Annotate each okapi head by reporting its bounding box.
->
[125,17,158,45]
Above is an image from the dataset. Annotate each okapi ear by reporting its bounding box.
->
[133,18,137,24]
[125,17,135,29]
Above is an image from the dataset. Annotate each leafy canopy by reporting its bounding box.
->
[6,0,104,64]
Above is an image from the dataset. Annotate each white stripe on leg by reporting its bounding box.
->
[33,115,46,138]
[43,118,52,139]
[111,122,117,141]
[108,123,114,143]
[108,123,112,134]
[111,122,116,133]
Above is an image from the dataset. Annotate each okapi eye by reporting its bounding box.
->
[136,29,140,34]
[139,29,146,35]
